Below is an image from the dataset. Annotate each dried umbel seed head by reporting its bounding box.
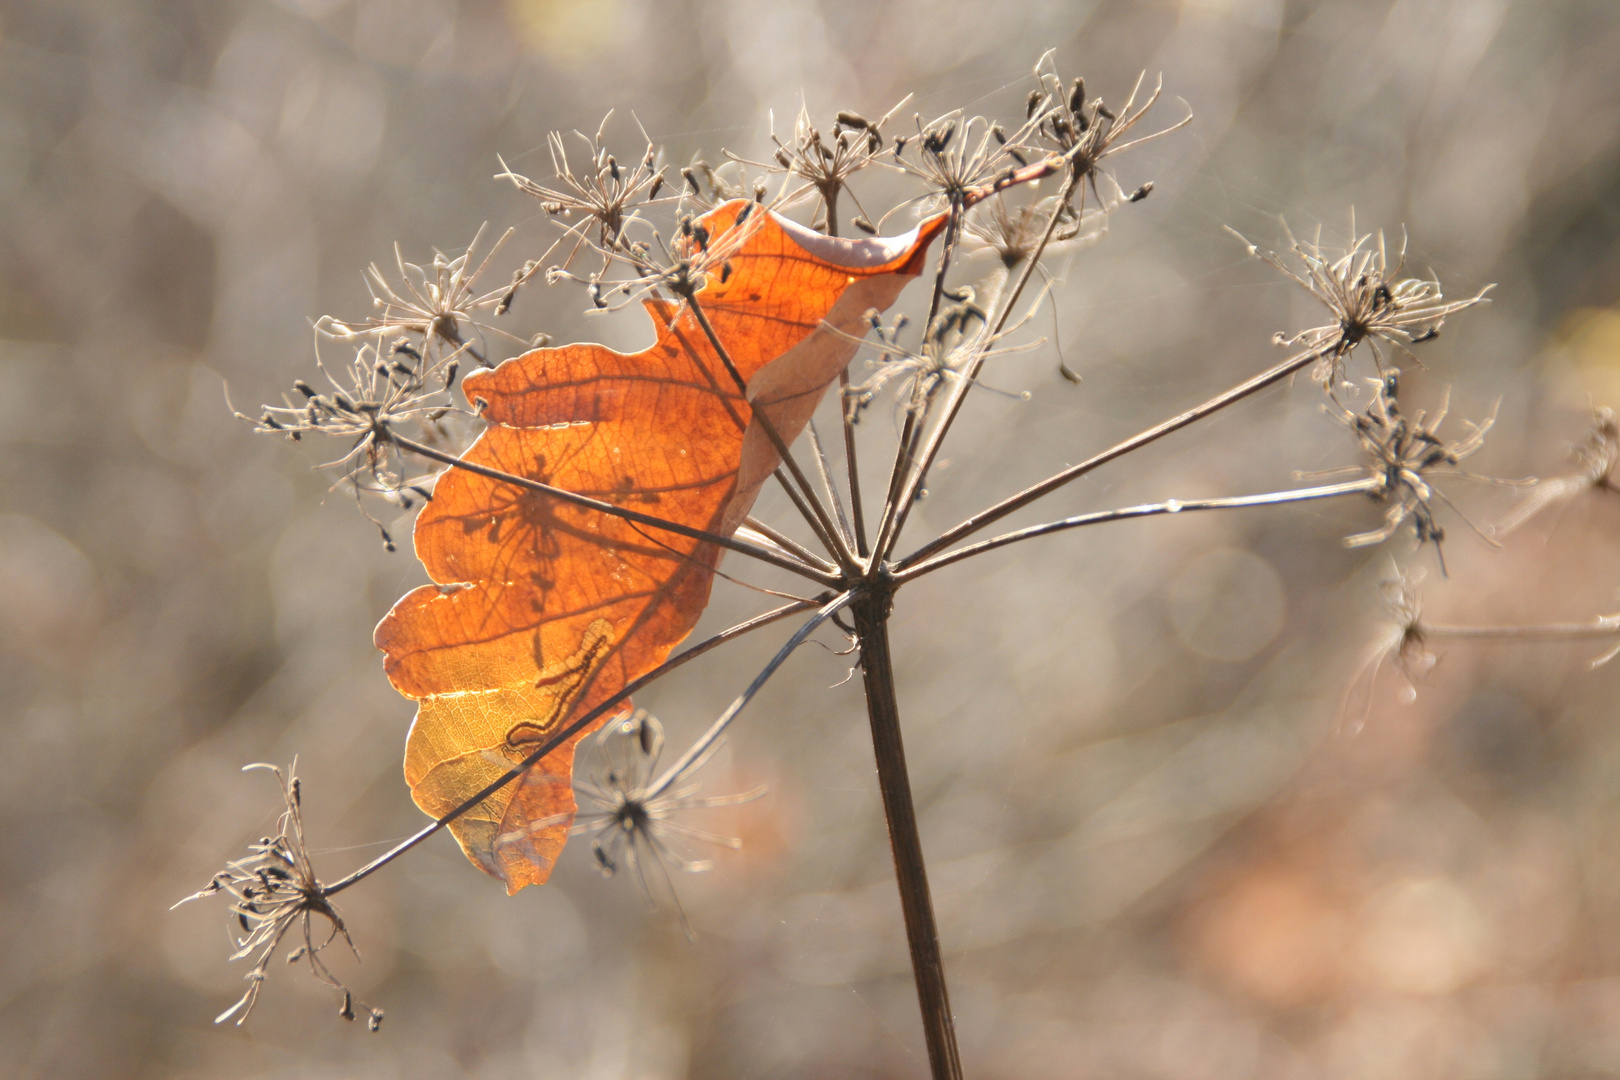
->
[1229,215,1493,387]
[1495,404,1620,534]
[1027,54,1189,211]
[498,111,668,271]
[1341,563,1438,730]
[174,764,381,1029]
[964,191,1103,272]
[733,100,905,229]
[1324,370,1518,573]
[889,106,1051,213]
[541,709,766,939]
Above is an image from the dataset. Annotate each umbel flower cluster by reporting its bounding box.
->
[192,49,1617,1079]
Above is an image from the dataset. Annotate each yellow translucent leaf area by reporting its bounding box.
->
[375,200,946,892]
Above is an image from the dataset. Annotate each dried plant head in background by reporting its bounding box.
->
[844,287,1045,423]
[1028,54,1189,210]
[728,97,908,234]
[1228,216,1493,388]
[498,110,668,271]
[1496,404,1620,534]
[888,105,1052,217]
[963,191,1104,271]
[322,222,537,368]
[1320,370,1512,571]
[1342,564,1437,729]
[569,710,766,938]
[174,764,382,1031]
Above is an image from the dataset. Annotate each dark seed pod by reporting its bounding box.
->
[294,380,317,399]
[1069,76,1086,115]
[1026,89,1043,118]
[1128,182,1153,203]
[836,110,871,130]
[646,173,665,200]
[340,991,355,1021]
[853,216,877,235]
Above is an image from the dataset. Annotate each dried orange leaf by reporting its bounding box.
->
[375,201,945,892]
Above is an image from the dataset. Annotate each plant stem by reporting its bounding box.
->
[839,369,870,557]
[681,288,859,571]
[853,594,963,1080]
[896,478,1380,581]
[744,515,838,573]
[806,419,855,548]
[322,598,819,897]
[872,203,965,563]
[1424,619,1620,639]
[646,591,854,798]
[874,175,1080,564]
[387,431,839,586]
[901,342,1333,568]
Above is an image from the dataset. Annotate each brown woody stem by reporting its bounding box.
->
[1424,620,1620,639]
[875,174,1081,564]
[680,287,859,571]
[839,369,871,557]
[896,477,1381,581]
[321,598,820,897]
[853,592,963,1080]
[387,431,840,586]
[898,342,1334,570]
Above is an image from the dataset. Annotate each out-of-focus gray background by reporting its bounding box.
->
[4,0,1620,1076]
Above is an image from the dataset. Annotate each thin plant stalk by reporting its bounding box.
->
[900,342,1334,569]
[679,288,860,571]
[323,598,821,897]
[874,203,967,559]
[744,514,839,573]
[897,478,1381,581]
[386,430,840,586]
[646,591,855,798]
[1423,620,1620,640]
[839,368,871,557]
[806,419,856,549]
[873,174,1082,564]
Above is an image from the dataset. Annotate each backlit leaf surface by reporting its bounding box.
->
[375,201,945,891]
